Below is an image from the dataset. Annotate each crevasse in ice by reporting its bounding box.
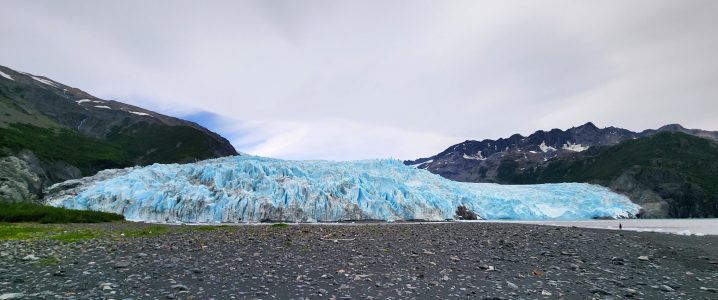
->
[45,156,640,223]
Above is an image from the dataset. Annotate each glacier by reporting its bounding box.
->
[44,156,640,223]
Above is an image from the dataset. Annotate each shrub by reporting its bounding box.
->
[0,201,124,223]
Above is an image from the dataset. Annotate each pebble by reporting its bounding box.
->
[589,287,611,295]
[21,254,38,261]
[0,293,24,300]
[113,261,131,268]
[659,285,675,292]
[1,222,715,299]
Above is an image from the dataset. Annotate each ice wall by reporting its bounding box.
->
[45,156,640,223]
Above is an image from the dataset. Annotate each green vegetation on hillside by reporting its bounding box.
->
[497,132,718,217]
[0,201,125,223]
[0,94,59,128]
[0,122,224,173]
[0,123,130,174]
[540,132,717,188]
[0,68,236,202]
[106,122,219,164]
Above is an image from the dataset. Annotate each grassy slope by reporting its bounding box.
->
[1,78,232,173]
[0,123,130,175]
[106,122,219,164]
[0,201,124,223]
[0,122,226,174]
[539,132,718,192]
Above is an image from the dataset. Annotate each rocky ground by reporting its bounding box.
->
[1,222,717,299]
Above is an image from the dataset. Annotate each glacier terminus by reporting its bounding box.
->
[44,156,641,223]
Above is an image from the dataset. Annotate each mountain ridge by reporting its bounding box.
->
[0,65,238,201]
[0,65,236,156]
[405,122,717,180]
[405,124,718,218]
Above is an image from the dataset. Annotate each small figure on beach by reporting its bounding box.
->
[619,223,623,230]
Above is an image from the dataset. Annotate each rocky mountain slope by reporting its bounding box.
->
[0,65,237,201]
[405,124,718,218]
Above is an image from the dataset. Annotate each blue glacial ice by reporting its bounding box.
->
[45,156,641,223]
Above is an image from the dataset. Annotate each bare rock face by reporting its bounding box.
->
[0,155,43,201]
[0,150,81,201]
[609,170,670,218]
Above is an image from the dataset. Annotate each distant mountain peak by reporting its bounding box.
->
[657,123,686,131]
[405,122,718,183]
[579,121,598,129]
[572,122,599,133]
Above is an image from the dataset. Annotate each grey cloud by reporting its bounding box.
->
[1,0,717,160]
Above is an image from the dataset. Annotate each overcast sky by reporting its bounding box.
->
[2,0,717,160]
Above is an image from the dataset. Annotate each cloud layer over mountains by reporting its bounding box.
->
[2,0,717,159]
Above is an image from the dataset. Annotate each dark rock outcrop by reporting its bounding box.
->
[0,150,81,201]
[455,205,479,220]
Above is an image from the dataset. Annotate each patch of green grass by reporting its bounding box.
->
[0,201,124,223]
[270,223,289,228]
[39,256,61,266]
[52,231,100,242]
[0,122,233,177]
[0,224,54,240]
[191,225,226,232]
[121,225,169,238]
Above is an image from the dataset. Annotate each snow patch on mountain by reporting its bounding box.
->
[130,111,151,116]
[31,76,60,88]
[94,105,111,109]
[45,156,640,223]
[562,142,589,152]
[409,159,433,168]
[76,99,92,104]
[539,141,557,152]
[0,70,13,81]
[462,151,486,160]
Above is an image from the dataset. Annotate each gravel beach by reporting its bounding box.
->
[1,222,717,299]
